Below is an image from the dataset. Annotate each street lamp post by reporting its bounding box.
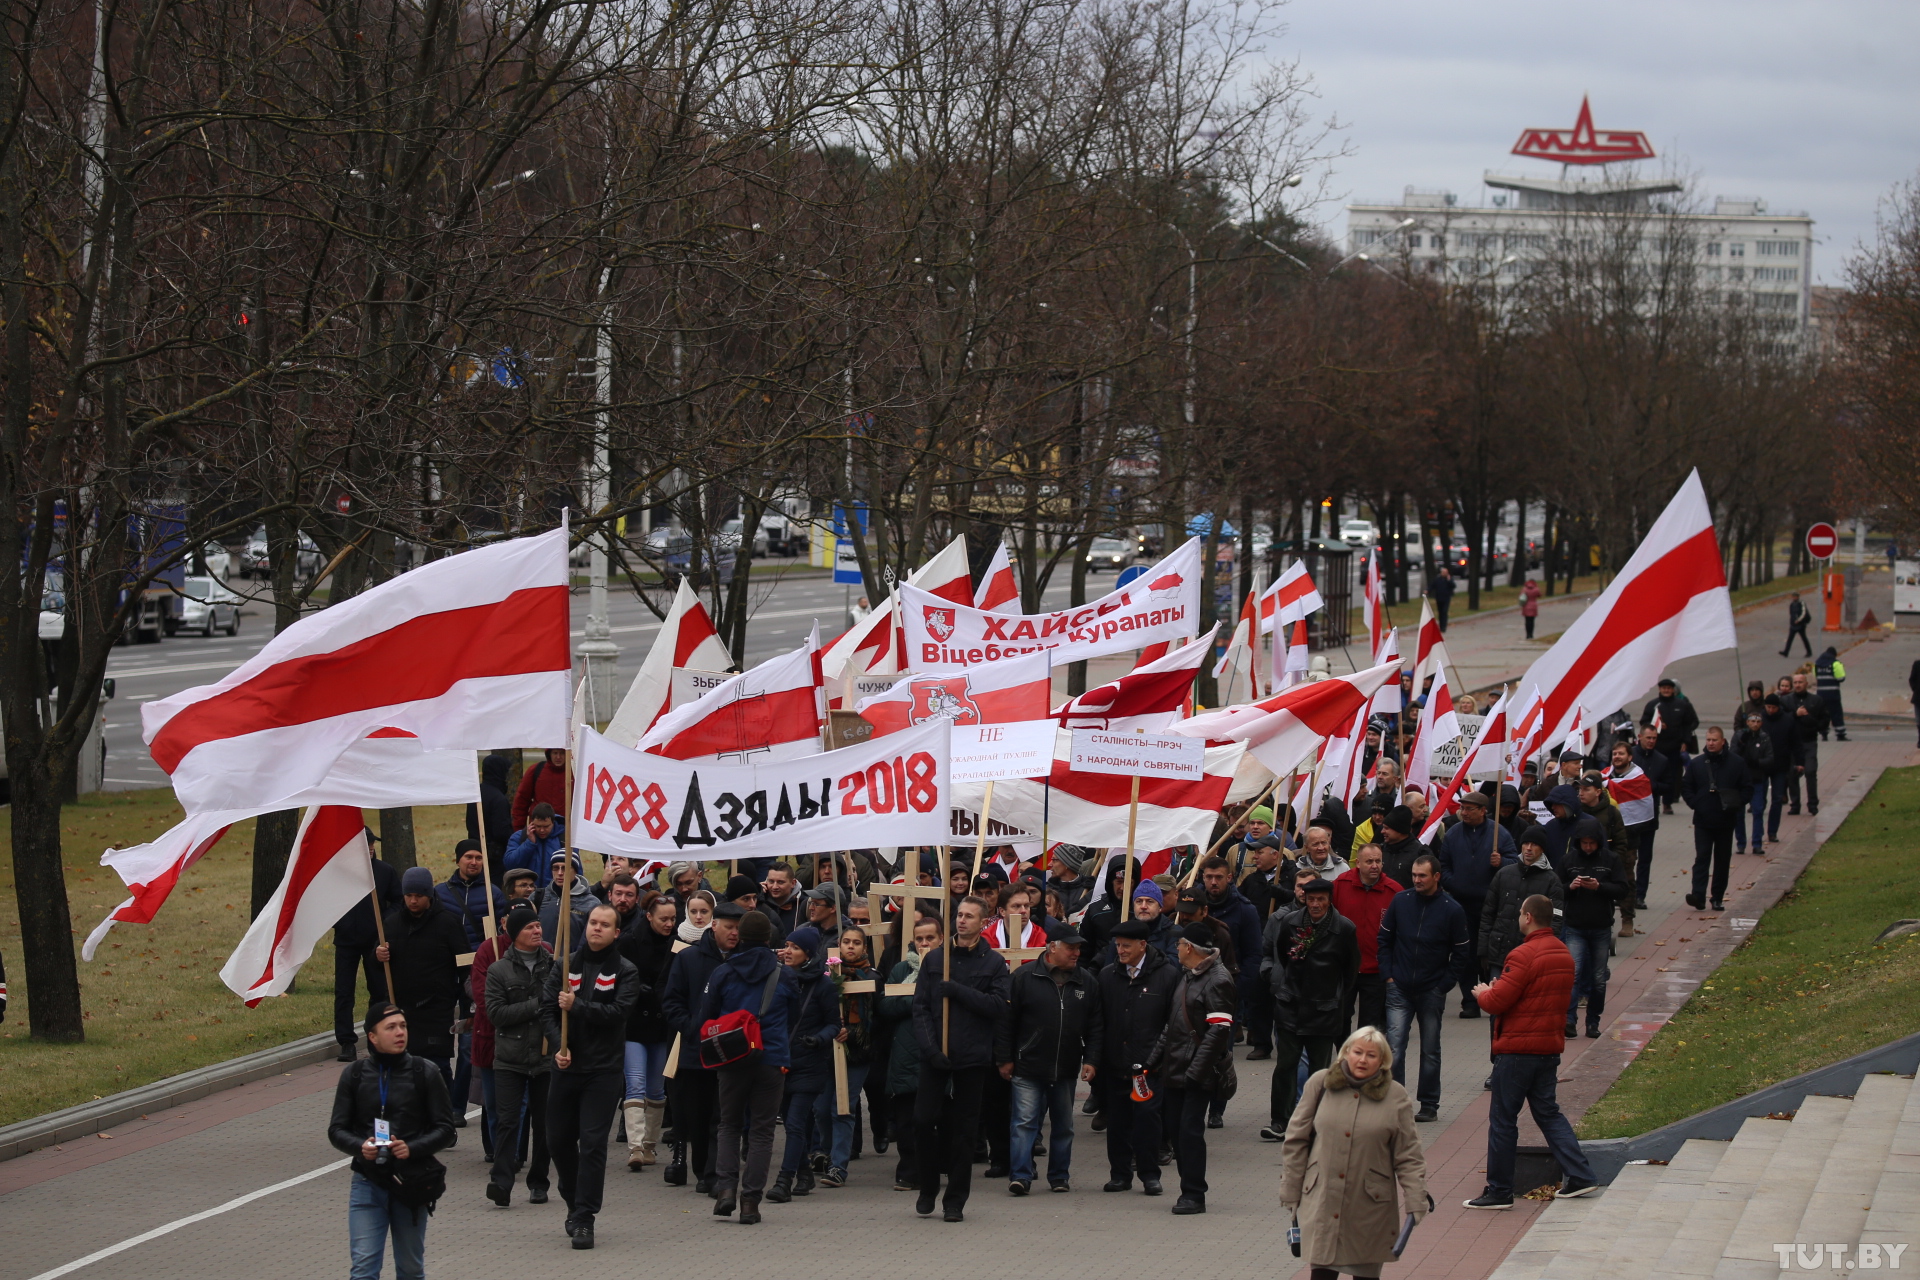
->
[576,295,619,725]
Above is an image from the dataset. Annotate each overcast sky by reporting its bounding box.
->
[1280,0,1920,283]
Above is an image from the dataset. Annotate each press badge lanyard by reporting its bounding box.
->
[374,1065,392,1146]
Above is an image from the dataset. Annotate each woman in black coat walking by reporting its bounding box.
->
[768,924,840,1202]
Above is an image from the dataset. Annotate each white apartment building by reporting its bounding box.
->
[1345,171,1815,344]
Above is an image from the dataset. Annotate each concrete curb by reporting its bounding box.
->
[0,1031,339,1163]
[1580,1036,1920,1185]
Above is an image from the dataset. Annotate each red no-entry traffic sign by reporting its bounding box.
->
[1805,522,1838,560]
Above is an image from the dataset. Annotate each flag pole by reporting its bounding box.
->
[940,843,952,1055]
[1180,770,1285,890]
[559,744,576,1054]
[968,781,996,884]
[474,754,498,941]
[1120,775,1140,921]
[370,888,396,1001]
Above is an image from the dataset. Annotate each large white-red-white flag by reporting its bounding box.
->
[1404,614,1458,795]
[144,529,571,814]
[221,806,375,1005]
[857,650,1051,736]
[1517,470,1734,745]
[1051,627,1216,733]
[820,536,974,681]
[83,740,481,960]
[639,639,823,762]
[604,578,734,746]
[976,543,1020,614]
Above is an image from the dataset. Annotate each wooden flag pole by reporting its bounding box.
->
[558,747,576,1054]
[941,844,953,1054]
[370,889,396,1000]
[1120,776,1141,921]
[1179,771,1286,890]
[968,781,997,884]
[474,754,499,941]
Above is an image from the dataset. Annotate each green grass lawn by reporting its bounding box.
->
[0,789,474,1127]
[1579,765,1920,1139]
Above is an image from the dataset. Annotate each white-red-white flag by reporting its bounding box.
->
[976,543,1020,614]
[1404,641,1458,796]
[221,807,375,1005]
[1212,588,1259,694]
[1365,549,1387,661]
[1259,560,1324,634]
[1517,470,1734,746]
[82,740,479,960]
[1420,688,1509,840]
[1369,628,1403,718]
[820,536,974,681]
[1604,761,1657,826]
[857,650,1051,736]
[639,640,823,762]
[1327,701,1374,812]
[144,529,571,815]
[1505,685,1547,785]
[1051,627,1216,733]
[1174,661,1401,779]
[1278,618,1311,689]
[604,578,733,746]
[1412,597,1445,684]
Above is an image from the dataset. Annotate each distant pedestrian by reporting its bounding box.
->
[1279,1026,1429,1275]
[1463,895,1599,1209]
[1430,567,1455,632]
[328,1003,456,1280]
[1680,727,1751,912]
[1520,577,1540,639]
[1910,660,1920,748]
[1781,592,1812,657]
[332,839,400,1061]
[1815,646,1848,740]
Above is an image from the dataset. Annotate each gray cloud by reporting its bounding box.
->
[1280,0,1920,282]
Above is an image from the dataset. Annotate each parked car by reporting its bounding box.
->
[1338,519,1378,548]
[1085,537,1135,572]
[199,541,233,578]
[170,575,242,636]
[719,517,771,558]
[642,527,735,583]
[242,528,324,580]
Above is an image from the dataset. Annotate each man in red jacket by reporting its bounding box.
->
[511,749,568,828]
[1464,894,1599,1209]
[1330,844,1402,1034]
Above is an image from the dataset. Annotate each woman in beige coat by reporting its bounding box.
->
[1278,1026,1428,1279]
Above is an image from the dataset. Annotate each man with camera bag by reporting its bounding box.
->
[328,1003,456,1280]
[698,909,800,1225]
[540,903,638,1250]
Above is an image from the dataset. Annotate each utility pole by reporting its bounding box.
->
[576,291,620,723]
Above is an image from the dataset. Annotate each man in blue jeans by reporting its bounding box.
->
[328,1003,456,1280]
[995,923,1103,1194]
[1465,895,1598,1208]
[1376,854,1473,1123]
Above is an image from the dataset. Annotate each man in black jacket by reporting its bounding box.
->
[539,903,639,1249]
[659,900,743,1191]
[1559,819,1629,1038]
[377,866,471,1083]
[1681,726,1752,912]
[1145,925,1238,1216]
[912,894,1011,1222]
[1480,830,1564,976]
[484,905,554,1207]
[755,863,804,945]
[1626,730,1669,912]
[1641,678,1699,813]
[1095,920,1178,1195]
[1376,806,1426,891]
[328,1003,456,1280]
[332,839,400,1061]
[996,924,1103,1195]
[1258,880,1359,1143]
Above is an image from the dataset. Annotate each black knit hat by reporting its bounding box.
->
[505,904,541,944]
[1520,825,1551,850]
[1180,922,1218,950]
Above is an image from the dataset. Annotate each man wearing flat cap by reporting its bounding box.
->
[1096,919,1179,1195]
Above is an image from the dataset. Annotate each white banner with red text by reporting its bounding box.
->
[899,538,1201,672]
[572,721,952,861]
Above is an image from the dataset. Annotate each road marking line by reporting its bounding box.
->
[25,1158,349,1278]
[27,1106,481,1279]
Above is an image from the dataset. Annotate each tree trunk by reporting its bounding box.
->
[379,807,418,870]
[1509,499,1528,588]
[1066,528,1092,696]
[7,764,84,1041]
[250,809,302,917]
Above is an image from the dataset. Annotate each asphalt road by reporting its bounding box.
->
[99,559,1085,792]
